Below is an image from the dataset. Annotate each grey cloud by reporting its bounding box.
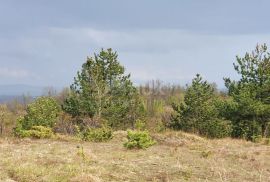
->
[1,0,270,34]
[1,0,270,88]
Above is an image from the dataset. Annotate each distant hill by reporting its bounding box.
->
[0,84,45,103]
[0,84,44,96]
[0,95,36,103]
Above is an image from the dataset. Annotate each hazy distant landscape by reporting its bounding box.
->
[0,84,62,103]
[0,85,38,103]
[0,84,44,96]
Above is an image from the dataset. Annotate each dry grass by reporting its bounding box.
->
[0,131,270,182]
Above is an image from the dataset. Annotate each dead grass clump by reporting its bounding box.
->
[70,173,101,182]
[111,130,127,142]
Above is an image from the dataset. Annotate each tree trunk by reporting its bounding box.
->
[0,122,3,136]
[261,122,266,138]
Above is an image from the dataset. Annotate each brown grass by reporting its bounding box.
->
[0,131,270,182]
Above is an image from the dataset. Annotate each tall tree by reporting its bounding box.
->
[224,44,270,138]
[63,48,143,129]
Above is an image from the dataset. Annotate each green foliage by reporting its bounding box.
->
[152,100,166,116]
[82,126,113,142]
[170,74,215,131]
[224,44,270,139]
[19,97,60,130]
[63,48,143,129]
[199,119,232,138]
[124,130,156,149]
[74,125,83,138]
[135,119,146,131]
[13,116,24,135]
[154,120,166,132]
[139,80,184,131]
[13,97,59,139]
[171,74,231,138]
[231,120,262,140]
[15,126,54,139]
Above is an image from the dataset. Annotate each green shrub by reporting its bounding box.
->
[82,126,113,142]
[251,135,263,143]
[19,97,60,130]
[15,126,54,139]
[231,120,262,140]
[135,119,146,131]
[200,119,232,138]
[124,130,156,149]
[155,119,166,133]
[13,116,24,136]
[170,75,235,139]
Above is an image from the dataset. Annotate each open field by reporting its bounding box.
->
[0,131,270,182]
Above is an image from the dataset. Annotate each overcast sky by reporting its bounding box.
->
[1,0,270,88]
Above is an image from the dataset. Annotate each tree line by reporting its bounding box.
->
[1,44,270,142]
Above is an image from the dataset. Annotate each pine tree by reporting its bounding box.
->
[171,74,231,138]
[63,48,143,129]
[224,44,270,139]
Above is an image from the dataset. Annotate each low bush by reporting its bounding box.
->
[154,119,166,133]
[124,130,156,149]
[14,125,54,139]
[17,97,60,130]
[231,120,262,140]
[82,126,113,142]
[199,119,232,138]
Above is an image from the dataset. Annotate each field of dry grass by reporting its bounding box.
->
[0,131,270,182]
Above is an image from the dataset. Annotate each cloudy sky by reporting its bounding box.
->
[1,0,270,88]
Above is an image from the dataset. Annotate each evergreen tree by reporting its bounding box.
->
[171,74,231,138]
[224,44,270,139]
[63,48,143,129]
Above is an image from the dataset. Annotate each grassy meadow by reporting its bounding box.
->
[1,131,270,182]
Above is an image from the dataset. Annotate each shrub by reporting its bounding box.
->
[199,119,232,138]
[231,120,262,140]
[15,126,54,139]
[82,126,113,142]
[155,120,166,133]
[135,119,146,131]
[124,130,156,149]
[19,97,60,130]
[13,116,26,136]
